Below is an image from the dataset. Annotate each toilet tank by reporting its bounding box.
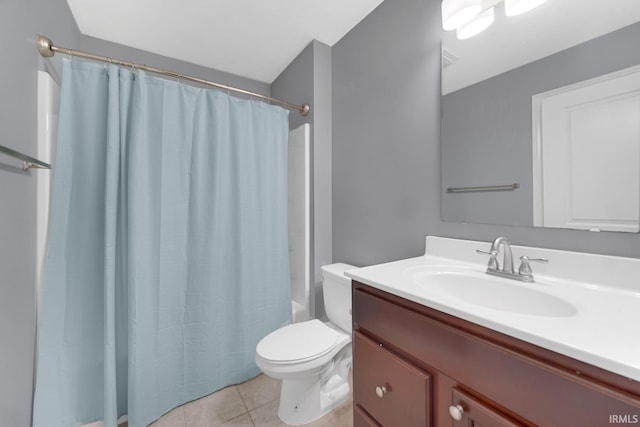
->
[321,263,357,334]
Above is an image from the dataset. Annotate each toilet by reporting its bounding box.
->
[255,263,355,425]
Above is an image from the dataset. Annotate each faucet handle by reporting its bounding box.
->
[476,249,498,255]
[476,249,499,270]
[518,256,549,275]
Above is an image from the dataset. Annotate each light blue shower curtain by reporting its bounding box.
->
[33,59,291,427]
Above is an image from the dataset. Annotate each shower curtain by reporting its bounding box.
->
[33,59,291,427]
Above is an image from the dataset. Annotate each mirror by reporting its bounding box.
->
[441,0,640,232]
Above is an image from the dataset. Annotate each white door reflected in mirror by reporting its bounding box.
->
[532,65,640,232]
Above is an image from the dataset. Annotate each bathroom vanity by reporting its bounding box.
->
[347,237,640,426]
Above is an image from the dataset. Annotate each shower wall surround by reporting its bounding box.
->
[272,40,334,291]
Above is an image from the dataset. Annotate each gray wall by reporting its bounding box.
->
[333,0,442,266]
[442,22,640,227]
[332,0,640,267]
[272,41,333,288]
[0,0,79,426]
[80,36,270,96]
[272,43,314,131]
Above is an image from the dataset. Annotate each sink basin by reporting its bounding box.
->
[405,266,577,317]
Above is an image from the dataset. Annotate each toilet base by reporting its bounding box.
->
[255,321,353,425]
[277,371,351,425]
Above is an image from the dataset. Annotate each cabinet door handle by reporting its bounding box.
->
[449,404,464,421]
[375,385,387,398]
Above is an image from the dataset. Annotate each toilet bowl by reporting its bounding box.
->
[255,263,356,425]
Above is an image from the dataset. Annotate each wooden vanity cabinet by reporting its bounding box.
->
[352,281,640,427]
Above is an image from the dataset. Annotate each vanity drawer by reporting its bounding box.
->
[353,331,432,427]
[353,284,640,427]
[450,387,523,427]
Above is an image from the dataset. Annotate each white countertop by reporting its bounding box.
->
[346,237,640,382]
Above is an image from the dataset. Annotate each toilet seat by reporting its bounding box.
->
[256,319,340,364]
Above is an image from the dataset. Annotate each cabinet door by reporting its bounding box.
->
[354,405,382,427]
[353,331,432,426]
[450,388,525,427]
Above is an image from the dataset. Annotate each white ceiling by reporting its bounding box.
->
[66,0,384,84]
[442,0,640,94]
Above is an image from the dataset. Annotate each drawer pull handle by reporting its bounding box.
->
[449,404,464,421]
[375,385,387,398]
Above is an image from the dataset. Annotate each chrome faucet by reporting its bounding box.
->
[477,237,548,282]
[477,237,514,273]
[494,237,514,273]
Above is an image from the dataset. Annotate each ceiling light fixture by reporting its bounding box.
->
[456,7,495,40]
[442,0,482,31]
[442,0,551,40]
[504,0,548,16]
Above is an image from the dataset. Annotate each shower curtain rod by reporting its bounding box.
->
[36,34,310,116]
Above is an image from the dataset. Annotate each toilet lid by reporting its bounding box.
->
[257,319,339,363]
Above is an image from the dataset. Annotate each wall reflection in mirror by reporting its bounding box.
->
[441,0,640,233]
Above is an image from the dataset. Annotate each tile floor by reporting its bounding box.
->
[144,374,353,427]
